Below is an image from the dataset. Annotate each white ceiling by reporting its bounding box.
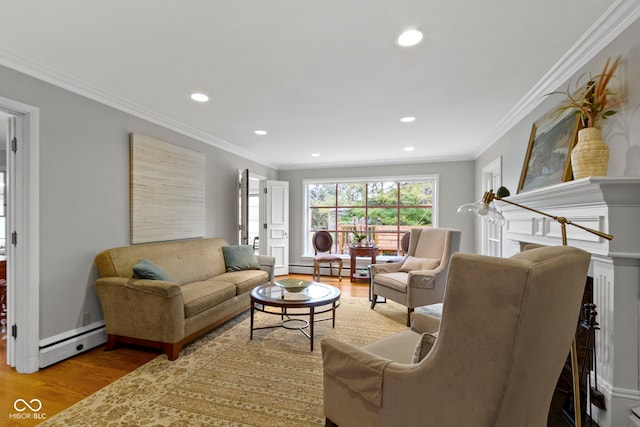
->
[0,0,626,169]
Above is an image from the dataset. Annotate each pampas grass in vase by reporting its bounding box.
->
[548,57,626,179]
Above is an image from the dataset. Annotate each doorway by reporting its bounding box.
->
[238,169,265,251]
[0,113,8,350]
[238,170,289,276]
[0,96,40,374]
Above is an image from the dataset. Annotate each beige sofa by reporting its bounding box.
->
[94,237,275,360]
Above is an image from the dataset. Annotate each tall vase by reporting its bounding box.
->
[571,127,609,179]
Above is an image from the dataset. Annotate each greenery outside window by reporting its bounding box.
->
[305,176,438,256]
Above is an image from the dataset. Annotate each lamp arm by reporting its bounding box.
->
[493,195,614,242]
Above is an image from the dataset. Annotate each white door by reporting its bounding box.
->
[260,180,289,276]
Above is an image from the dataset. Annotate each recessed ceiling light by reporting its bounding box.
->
[397,29,423,47]
[400,116,416,123]
[311,153,320,157]
[404,146,415,152]
[190,92,209,102]
[254,130,267,135]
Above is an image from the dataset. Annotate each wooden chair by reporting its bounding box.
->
[312,231,342,282]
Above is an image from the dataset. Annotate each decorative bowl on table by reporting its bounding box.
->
[274,279,312,293]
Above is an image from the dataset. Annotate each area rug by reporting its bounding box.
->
[41,297,407,426]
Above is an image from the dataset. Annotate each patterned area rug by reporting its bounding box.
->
[42,297,407,426]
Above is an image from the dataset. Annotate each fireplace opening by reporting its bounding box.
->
[549,276,601,426]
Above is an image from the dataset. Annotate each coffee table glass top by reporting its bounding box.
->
[254,280,339,302]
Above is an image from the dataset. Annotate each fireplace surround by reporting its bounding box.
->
[499,177,640,427]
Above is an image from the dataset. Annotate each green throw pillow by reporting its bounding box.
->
[133,259,174,281]
[222,245,260,272]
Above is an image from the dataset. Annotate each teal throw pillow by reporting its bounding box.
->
[133,259,174,281]
[222,245,260,272]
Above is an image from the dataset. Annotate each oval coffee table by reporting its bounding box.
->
[250,279,341,351]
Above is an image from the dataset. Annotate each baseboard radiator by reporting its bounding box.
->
[39,321,107,368]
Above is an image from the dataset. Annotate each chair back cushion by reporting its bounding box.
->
[399,256,440,272]
[410,228,451,259]
[95,238,228,285]
[313,231,334,254]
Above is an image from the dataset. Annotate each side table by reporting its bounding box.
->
[349,245,378,282]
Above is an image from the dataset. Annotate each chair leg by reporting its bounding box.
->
[371,296,377,309]
[325,418,339,427]
[407,307,414,327]
[337,259,342,281]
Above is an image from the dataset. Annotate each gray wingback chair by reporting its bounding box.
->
[321,245,591,427]
[370,228,461,325]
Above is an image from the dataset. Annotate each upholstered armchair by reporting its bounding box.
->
[370,228,461,325]
[322,245,591,427]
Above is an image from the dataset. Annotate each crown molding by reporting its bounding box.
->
[0,48,278,169]
[276,153,474,171]
[473,0,640,159]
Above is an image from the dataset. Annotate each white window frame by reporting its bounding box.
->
[302,174,439,257]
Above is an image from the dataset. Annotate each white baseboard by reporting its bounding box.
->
[39,322,107,368]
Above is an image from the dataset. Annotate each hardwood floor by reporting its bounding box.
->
[0,274,367,426]
[0,274,584,426]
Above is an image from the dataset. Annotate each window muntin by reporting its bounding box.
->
[305,176,437,256]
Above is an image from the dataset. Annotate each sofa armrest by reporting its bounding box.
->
[370,261,402,276]
[407,270,437,289]
[257,255,276,282]
[125,278,182,297]
[321,336,392,407]
[94,277,185,343]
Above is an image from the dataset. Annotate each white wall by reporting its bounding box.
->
[0,64,277,341]
[278,160,475,269]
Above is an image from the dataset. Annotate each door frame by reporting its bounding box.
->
[1,96,40,373]
[481,156,502,257]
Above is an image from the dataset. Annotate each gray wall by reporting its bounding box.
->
[474,18,640,254]
[0,64,277,340]
[278,160,475,268]
[3,14,639,343]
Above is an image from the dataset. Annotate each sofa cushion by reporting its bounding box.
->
[132,259,174,281]
[362,329,422,364]
[222,245,260,272]
[374,272,409,292]
[400,256,440,272]
[181,280,237,318]
[216,270,269,295]
[411,332,438,363]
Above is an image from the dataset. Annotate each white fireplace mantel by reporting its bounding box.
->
[500,177,640,427]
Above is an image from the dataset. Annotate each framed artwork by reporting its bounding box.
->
[517,110,581,193]
[130,133,205,243]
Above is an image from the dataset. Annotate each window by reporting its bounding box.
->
[304,176,438,256]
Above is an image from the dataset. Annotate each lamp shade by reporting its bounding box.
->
[457,199,505,225]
